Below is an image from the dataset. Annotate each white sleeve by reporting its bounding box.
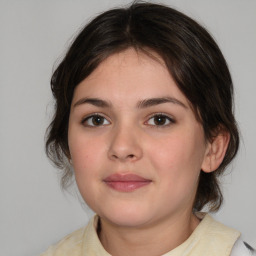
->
[230,237,256,256]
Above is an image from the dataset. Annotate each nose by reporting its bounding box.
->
[107,124,143,162]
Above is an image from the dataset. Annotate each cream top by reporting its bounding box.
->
[41,213,240,256]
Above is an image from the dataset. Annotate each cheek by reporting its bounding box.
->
[69,136,105,206]
[69,134,105,178]
[148,131,205,183]
[148,134,204,208]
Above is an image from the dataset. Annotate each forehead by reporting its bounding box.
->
[72,48,190,107]
[86,48,167,83]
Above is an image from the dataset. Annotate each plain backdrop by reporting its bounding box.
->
[0,0,255,255]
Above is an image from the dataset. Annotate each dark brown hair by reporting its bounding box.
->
[46,2,239,211]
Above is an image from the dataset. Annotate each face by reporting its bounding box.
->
[68,48,210,228]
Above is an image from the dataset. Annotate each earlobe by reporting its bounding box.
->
[201,131,230,173]
[68,158,73,165]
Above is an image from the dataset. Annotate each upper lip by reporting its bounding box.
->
[103,173,151,182]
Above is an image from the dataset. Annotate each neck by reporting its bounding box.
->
[98,210,200,256]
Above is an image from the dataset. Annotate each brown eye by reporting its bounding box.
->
[147,114,174,126]
[154,115,167,125]
[83,115,110,127]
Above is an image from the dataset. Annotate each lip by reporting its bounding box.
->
[103,173,152,192]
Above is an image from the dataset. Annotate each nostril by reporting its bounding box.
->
[111,153,135,160]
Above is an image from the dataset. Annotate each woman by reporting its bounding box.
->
[42,2,255,255]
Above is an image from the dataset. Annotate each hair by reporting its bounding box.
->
[46,2,239,212]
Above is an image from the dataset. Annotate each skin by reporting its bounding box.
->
[68,48,227,256]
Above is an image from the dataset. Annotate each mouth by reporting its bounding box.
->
[103,173,152,192]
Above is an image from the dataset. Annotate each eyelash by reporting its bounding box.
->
[81,113,175,127]
[81,113,110,127]
[145,113,175,127]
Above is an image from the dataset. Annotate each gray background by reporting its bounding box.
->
[0,0,255,255]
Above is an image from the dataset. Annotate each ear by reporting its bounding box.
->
[201,130,230,173]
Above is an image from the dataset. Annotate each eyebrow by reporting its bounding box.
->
[137,97,187,109]
[73,97,187,109]
[73,98,112,108]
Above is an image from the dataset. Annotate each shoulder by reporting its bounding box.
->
[201,214,255,256]
[40,215,107,256]
[231,237,256,256]
[40,227,86,256]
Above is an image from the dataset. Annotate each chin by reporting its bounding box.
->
[98,205,154,228]
[106,214,151,228]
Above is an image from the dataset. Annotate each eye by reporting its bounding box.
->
[146,114,174,126]
[82,114,110,127]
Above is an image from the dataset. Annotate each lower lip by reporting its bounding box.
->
[104,181,151,192]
